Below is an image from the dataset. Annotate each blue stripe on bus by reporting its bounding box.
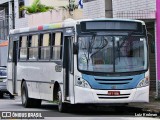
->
[82,73,144,90]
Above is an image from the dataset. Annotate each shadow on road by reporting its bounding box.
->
[40,103,143,116]
[0,95,145,117]
[0,94,15,100]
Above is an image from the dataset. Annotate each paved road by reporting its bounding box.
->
[0,95,159,120]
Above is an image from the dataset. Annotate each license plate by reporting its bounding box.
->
[108,91,120,96]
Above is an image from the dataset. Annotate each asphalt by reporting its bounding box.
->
[129,91,160,116]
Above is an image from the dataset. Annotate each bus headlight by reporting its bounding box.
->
[137,77,149,88]
[3,79,7,83]
[75,76,91,88]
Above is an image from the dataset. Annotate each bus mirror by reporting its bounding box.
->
[73,42,78,54]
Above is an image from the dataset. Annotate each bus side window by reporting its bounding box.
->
[40,33,51,60]
[8,37,13,61]
[28,34,39,60]
[51,32,63,60]
[19,36,28,60]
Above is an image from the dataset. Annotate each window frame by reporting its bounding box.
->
[39,32,51,61]
[51,31,64,61]
[19,35,28,61]
[11,29,65,63]
[28,34,39,61]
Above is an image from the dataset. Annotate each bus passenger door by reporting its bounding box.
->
[12,38,19,94]
[63,36,74,101]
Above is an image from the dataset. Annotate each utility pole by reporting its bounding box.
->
[8,0,13,31]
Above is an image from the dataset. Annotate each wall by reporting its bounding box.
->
[28,10,63,27]
[14,0,82,28]
[83,0,105,18]
[28,0,69,6]
[112,0,156,19]
[14,0,29,29]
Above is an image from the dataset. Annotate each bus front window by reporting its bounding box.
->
[78,35,148,73]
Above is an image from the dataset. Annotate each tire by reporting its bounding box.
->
[57,87,68,112]
[0,92,3,98]
[21,82,42,108]
[10,94,14,99]
[8,92,14,99]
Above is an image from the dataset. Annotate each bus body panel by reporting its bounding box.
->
[7,62,14,94]
[74,86,149,104]
[16,62,63,101]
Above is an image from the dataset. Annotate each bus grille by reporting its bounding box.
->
[94,78,133,85]
[97,93,130,99]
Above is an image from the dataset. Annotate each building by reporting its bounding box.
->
[0,0,14,40]
[0,0,14,66]
[83,0,157,96]
[14,0,83,29]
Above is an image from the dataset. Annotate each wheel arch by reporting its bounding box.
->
[53,81,60,101]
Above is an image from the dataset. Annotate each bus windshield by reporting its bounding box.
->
[78,33,148,73]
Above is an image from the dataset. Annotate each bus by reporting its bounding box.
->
[7,18,149,112]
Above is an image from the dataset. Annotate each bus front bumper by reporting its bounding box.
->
[74,86,149,104]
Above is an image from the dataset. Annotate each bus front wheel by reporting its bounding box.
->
[57,88,68,112]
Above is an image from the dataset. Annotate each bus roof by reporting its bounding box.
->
[10,18,145,35]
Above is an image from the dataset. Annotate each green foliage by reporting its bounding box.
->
[20,0,54,14]
[59,0,78,11]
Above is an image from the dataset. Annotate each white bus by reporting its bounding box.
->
[7,18,149,112]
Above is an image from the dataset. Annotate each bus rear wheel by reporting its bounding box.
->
[21,82,41,108]
[57,88,68,112]
[0,92,3,98]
